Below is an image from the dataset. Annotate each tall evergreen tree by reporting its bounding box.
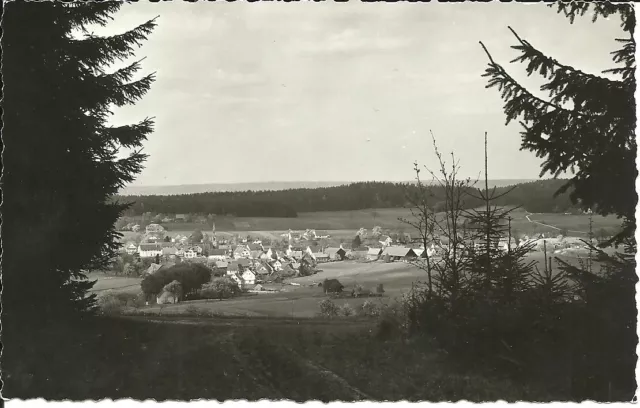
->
[2,1,157,318]
[480,3,636,244]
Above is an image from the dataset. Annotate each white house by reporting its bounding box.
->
[241,270,256,285]
[270,260,283,272]
[379,236,393,247]
[259,248,273,260]
[184,249,198,259]
[146,223,165,234]
[138,243,162,258]
[229,273,243,287]
[125,242,137,255]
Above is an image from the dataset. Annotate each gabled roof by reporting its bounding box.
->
[315,253,330,258]
[248,243,263,251]
[381,246,416,257]
[162,247,177,255]
[325,247,345,257]
[237,258,252,267]
[139,243,161,251]
[214,260,228,268]
[310,246,324,254]
[227,261,240,270]
[367,248,382,255]
[210,249,227,256]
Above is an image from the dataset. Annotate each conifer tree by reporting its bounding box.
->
[2,1,157,319]
[479,3,636,244]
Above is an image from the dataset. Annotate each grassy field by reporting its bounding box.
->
[119,207,622,244]
[3,315,559,401]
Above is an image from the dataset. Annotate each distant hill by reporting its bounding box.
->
[117,179,577,218]
[119,179,537,196]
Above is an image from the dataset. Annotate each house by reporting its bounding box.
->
[237,258,252,269]
[270,259,283,272]
[184,249,198,259]
[208,249,227,261]
[229,273,243,287]
[325,247,347,261]
[241,270,256,285]
[125,242,138,255]
[381,246,418,262]
[146,263,163,275]
[146,223,165,234]
[255,263,270,275]
[290,251,304,260]
[233,245,251,259]
[175,214,186,221]
[259,247,274,260]
[315,253,330,263]
[162,247,178,258]
[227,261,240,275]
[250,250,263,259]
[366,247,382,261]
[214,260,228,270]
[138,243,163,258]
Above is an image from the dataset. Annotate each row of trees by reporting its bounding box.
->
[117,178,583,218]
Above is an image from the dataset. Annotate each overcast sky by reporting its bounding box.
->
[101,2,624,187]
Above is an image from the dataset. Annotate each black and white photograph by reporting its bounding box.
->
[2,0,637,403]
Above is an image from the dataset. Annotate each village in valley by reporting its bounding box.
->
[109,208,611,308]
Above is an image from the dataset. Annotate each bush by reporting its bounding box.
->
[359,300,382,317]
[318,299,339,318]
[97,293,124,315]
[339,303,355,317]
[199,277,241,300]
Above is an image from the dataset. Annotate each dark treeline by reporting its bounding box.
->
[117,179,580,217]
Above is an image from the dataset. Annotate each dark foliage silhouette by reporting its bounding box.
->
[2,1,156,319]
[480,2,636,244]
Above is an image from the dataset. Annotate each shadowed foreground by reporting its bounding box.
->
[3,315,556,401]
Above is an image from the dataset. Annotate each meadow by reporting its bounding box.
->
[122,207,621,242]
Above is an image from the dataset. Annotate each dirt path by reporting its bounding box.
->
[525,213,587,235]
[285,348,374,401]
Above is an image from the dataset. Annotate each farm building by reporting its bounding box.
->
[138,243,163,258]
[366,248,382,261]
[208,249,227,261]
[348,247,369,260]
[325,247,347,261]
[315,252,330,263]
[381,246,418,262]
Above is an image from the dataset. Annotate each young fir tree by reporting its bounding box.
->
[464,133,535,303]
[480,3,636,245]
[2,1,157,319]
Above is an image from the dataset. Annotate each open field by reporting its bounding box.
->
[87,273,141,295]
[119,207,622,244]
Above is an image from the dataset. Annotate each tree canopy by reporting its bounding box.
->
[480,2,636,243]
[2,1,156,318]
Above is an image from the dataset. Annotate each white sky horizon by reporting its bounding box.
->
[96,2,623,187]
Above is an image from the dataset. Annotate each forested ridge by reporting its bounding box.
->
[117,178,582,217]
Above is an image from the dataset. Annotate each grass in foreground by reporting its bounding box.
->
[3,315,559,401]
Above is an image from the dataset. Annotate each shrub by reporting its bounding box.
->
[318,299,339,318]
[97,293,124,315]
[339,302,355,317]
[359,300,381,317]
[200,277,241,300]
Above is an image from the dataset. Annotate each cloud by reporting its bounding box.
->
[211,68,267,89]
[296,28,411,56]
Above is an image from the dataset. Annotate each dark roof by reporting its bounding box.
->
[139,244,161,251]
[237,258,252,267]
